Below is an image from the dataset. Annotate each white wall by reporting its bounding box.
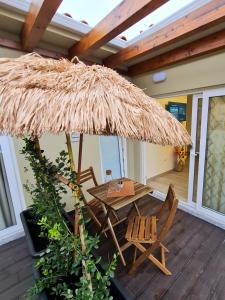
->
[145,143,174,178]
[0,47,25,58]
[13,134,74,209]
[133,51,225,181]
[145,96,187,179]
[133,51,225,97]
[13,133,103,208]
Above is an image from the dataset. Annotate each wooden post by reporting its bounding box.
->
[65,133,92,291]
[77,133,83,184]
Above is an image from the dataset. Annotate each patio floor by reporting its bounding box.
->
[0,237,33,300]
[89,196,225,300]
[1,195,225,299]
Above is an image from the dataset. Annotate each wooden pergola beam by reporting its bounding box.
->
[21,0,63,51]
[104,0,225,68]
[128,29,225,76]
[69,0,168,58]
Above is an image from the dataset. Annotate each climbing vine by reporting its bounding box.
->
[22,137,117,299]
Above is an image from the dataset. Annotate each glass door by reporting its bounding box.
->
[99,136,127,181]
[196,88,225,225]
[0,136,25,244]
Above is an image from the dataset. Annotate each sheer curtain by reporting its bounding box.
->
[202,97,225,214]
[0,147,16,230]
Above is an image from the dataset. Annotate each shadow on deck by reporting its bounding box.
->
[1,196,225,299]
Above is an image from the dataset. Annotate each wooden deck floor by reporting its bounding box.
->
[0,237,33,300]
[1,196,225,299]
[89,196,225,300]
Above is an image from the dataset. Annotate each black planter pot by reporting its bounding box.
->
[21,208,133,300]
[20,208,48,257]
[20,208,74,257]
[33,265,133,300]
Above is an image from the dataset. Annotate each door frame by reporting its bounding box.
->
[0,136,25,245]
[99,136,127,182]
[141,88,225,230]
[187,93,202,206]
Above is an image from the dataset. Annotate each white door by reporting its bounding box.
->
[99,136,127,181]
[0,136,25,244]
[195,88,225,227]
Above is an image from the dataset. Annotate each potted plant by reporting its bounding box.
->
[22,208,131,300]
[21,137,132,300]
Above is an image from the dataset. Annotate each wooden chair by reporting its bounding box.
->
[125,184,178,275]
[80,167,118,237]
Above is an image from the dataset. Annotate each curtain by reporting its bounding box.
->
[202,97,225,214]
[0,147,16,230]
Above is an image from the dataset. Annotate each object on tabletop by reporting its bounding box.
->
[107,179,135,198]
[105,169,113,182]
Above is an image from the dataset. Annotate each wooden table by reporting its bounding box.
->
[87,178,153,266]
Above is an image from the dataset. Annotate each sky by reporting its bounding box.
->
[57,0,197,41]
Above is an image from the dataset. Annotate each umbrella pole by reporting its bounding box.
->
[65,133,79,237]
[33,136,42,160]
[65,133,92,291]
[77,133,83,183]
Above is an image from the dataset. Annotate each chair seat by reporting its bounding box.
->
[125,215,157,243]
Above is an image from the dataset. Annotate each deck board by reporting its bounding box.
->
[0,237,33,300]
[1,195,225,299]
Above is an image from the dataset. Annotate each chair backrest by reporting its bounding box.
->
[79,166,98,186]
[156,184,176,219]
[157,184,178,242]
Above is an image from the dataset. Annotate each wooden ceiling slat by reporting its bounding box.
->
[104,0,225,68]
[21,0,63,51]
[128,29,225,76]
[69,0,168,58]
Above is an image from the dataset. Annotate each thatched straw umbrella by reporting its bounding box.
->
[0,53,191,287]
[0,53,190,145]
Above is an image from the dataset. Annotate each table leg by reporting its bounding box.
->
[101,203,127,266]
[133,202,141,217]
[98,209,110,235]
[127,201,142,218]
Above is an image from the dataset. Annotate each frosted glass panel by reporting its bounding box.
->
[202,97,225,214]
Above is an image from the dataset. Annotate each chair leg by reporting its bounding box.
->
[133,246,137,264]
[85,205,108,238]
[147,252,171,276]
[129,243,171,276]
[112,210,120,222]
[161,245,166,267]
[160,242,169,253]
